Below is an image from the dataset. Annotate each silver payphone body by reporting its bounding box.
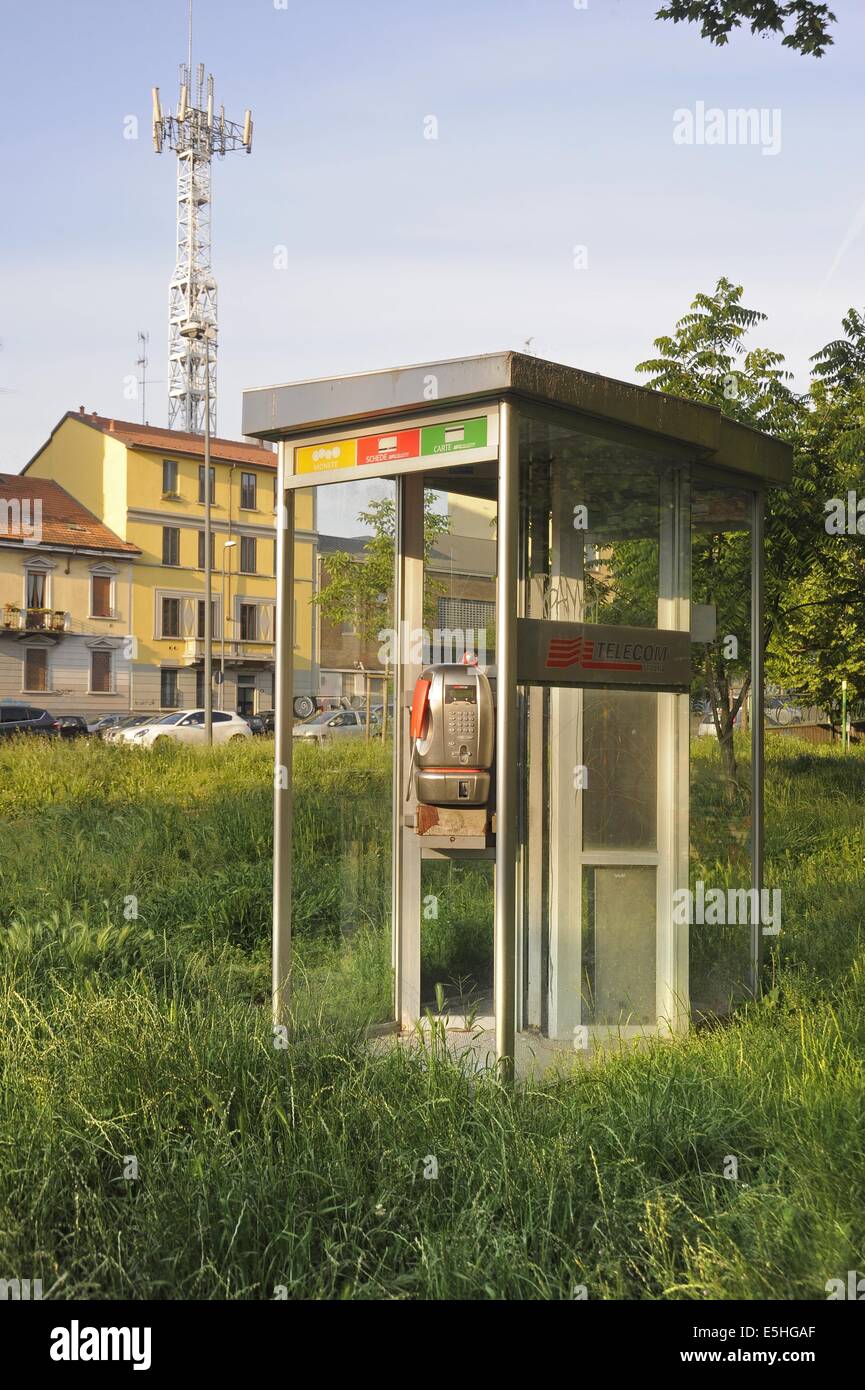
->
[411,664,495,807]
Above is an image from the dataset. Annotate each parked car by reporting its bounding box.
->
[105,713,158,744]
[127,709,252,748]
[114,715,162,744]
[0,703,57,737]
[258,709,276,735]
[245,714,266,736]
[697,707,744,737]
[51,714,89,739]
[292,709,369,744]
[88,713,131,738]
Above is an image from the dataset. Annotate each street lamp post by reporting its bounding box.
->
[179,319,217,743]
[221,538,237,710]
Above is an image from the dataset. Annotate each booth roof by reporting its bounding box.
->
[241,351,792,486]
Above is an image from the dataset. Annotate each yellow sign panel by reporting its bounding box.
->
[295,438,357,474]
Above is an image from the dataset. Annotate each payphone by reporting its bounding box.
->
[410,664,495,807]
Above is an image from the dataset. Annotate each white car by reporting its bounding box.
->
[128,708,252,747]
[108,714,160,744]
[292,709,368,744]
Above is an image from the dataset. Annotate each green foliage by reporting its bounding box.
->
[636,277,801,436]
[2,738,865,1297]
[811,307,865,394]
[655,1,836,57]
[313,494,450,643]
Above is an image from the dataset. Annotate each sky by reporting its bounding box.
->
[1,0,864,472]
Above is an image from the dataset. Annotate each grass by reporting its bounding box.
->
[1,733,864,1298]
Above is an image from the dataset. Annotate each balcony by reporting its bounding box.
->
[183,637,274,668]
[1,606,69,638]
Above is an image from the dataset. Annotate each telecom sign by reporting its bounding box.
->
[518,618,690,690]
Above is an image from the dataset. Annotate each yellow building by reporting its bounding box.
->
[22,410,316,715]
[0,473,138,715]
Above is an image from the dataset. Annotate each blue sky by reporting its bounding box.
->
[1,0,864,469]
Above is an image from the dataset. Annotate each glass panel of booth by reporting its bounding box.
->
[515,410,692,1045]
[287,475,397,1031]
[688,478,755,1021]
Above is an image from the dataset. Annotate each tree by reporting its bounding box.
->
[810,307,865,395]
[655,1,836,56]
[636,279,813,790]
[767,367,865,725]
[313,493,450,646]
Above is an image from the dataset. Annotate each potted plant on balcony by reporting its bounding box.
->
[2,603,17,629]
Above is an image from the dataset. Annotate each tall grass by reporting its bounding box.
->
[1,734,864,1298]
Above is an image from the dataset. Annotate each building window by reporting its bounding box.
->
[241,472,257,509]
[91,573,112,618]
[24,648,48,692]
[160,668,179,708]
[240,536,256,574]
[239,603,257,641]
[197,531,215,570]
[162,458,178,495]
[161,597,180,638]
[162,526,180,566]
[91,649,112,693]
[26,571,46,610]
[195,669,205,707]
[198,465,216,504]
[197,600,218,639]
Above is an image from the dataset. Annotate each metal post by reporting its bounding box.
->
[273,455,294,1026]
[841,678,848,753]
[203,337,213,743]
[750,490,765,998]
[495,399,519,1079]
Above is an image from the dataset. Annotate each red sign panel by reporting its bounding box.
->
[357,428,421,467]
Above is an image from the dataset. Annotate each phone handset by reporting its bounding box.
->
[406,675,432,800]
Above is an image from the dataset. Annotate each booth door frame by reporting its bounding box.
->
[520,462,691,1044]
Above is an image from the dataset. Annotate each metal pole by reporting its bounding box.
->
[750,490,765,998]
[221,550,227,711]
[841,678,848,753]
[495,399,519,1080]
[203,336,213,743]
[273,457,294,1026]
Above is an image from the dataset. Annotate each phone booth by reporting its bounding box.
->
[243,354,791,1074]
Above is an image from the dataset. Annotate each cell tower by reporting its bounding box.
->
[151,3,252,435]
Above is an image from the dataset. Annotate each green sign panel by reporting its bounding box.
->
[420,417,488,456]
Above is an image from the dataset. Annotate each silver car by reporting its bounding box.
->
[292,709,366,744]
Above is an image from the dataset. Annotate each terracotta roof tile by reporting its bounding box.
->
[77,412,278,468]
[0,474,140,554]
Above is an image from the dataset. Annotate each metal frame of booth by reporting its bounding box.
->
[242,353,793,1074]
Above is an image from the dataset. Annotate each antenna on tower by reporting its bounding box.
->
[151,0,254,435]
[136,331,150,424]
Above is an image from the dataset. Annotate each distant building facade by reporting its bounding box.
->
[0,474,138,715]
[21,410,316,715]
